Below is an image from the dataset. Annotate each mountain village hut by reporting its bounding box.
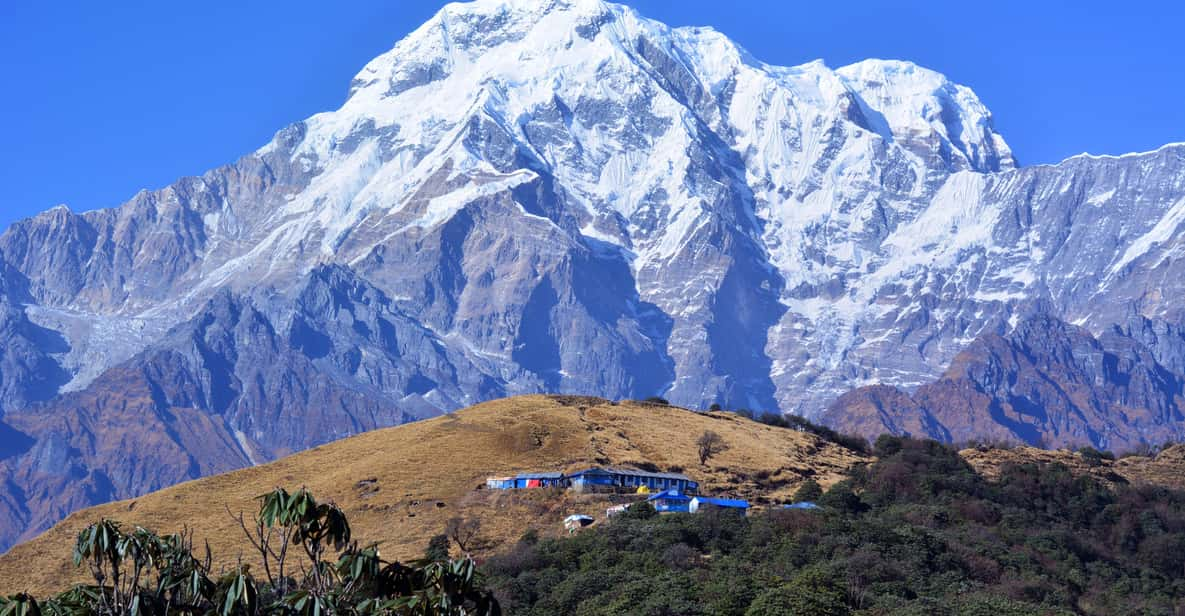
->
[647,489,693,513]
[513,472,566,488]
[689,496,750,514]
[567,467,699,494]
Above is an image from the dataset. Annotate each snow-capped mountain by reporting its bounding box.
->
[1,0,1184,549]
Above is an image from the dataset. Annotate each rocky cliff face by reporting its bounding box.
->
[0,277,438,548]
[1,0,1185,550]
[825,315,1185,450]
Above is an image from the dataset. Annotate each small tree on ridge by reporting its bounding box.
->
[697,431,727,466]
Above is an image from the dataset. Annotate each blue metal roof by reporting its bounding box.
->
[568,467,614,477]
[606,467,693,481]
[568,467,693,481]
[693,497,749,509]
[782,502,821,510]
[647,489,691,502]
[515,471,565,479]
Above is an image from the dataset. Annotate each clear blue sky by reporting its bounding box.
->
[1,1,1182,231]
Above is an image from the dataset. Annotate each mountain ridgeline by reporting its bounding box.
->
[1,0,1185,552]
[825,314,1185,451]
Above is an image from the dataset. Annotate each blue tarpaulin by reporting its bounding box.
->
[513,471,566,488]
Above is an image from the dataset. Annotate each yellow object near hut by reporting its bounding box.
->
[636,485,651,494]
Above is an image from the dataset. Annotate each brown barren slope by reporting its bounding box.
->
[0,395,866,595]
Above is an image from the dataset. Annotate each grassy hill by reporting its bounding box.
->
[0,395,867,595]
[961,443,1185,489]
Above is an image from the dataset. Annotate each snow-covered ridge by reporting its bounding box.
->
[244,0,1021,298]
[322,0,1012,172]
[5,0,1185,565]
[1062,141,1185,163]
[2,0,1184,421]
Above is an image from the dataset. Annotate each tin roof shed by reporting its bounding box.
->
[691,497,749,509]
[515,471,565,479]
[647,489,691,503]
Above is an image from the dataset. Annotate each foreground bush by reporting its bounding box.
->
[2,488,499,615]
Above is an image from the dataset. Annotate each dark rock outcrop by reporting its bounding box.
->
[825,315,1185,451]
[0,282,423,549]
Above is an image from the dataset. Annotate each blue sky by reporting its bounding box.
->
[1,1,1182,231]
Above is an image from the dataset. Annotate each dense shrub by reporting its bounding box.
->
[1078,446,1116,467]
[745,567,849,616]
[483,437,1185,615]
[783,414,870,454]
[733,410,870,454]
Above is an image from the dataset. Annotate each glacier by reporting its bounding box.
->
[2,0,1182,416]
[0,0,1184,550]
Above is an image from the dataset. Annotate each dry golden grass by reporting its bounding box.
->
[0,395,866,595]
[1114,445,1185,489]
[961,444,1185,490]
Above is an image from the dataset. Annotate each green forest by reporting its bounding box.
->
[483,436,1185,616]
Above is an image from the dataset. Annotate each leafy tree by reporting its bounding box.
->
[874,434,906,458]
[1077,446,1115,467]
[745,568,849,616]
[758,412,790,429]
[771,414,869,454]
[818,480,865,515]
[794,478,823,503]
[425,534,451,562]
[620,501,657,520]
[955,594,1074,616]
[516,529,538,546]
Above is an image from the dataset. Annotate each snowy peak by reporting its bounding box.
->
[2,0,1185,554]
[346,0,625,100]
[337,1,1013,184]
[837,59,1015,172]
